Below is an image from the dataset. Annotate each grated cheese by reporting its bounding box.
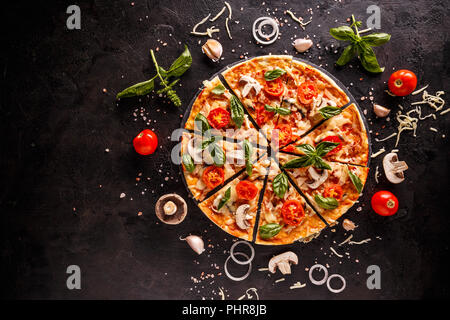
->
[338,234,353,246]
[330,247,343,258]
[411,90,445,111]
[440,108,450,115]
[395,111,418,147]
[225,1,232,19]
[391,149,399,153]
[286,10,312,30]
[289,281,306,289]
[348,238,371,245]
[275,278,285,283]
[371,147,386,158]
[412,84,429,95]
[218,287,225,300]
[191,14,211,34]
[225,17,232,39]
[430,127,438,132]
[375,132,397,142]
[210,6,226,22]
[258,268,269,272]
[374,165,380,184]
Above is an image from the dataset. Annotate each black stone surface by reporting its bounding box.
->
[1,0,449,299]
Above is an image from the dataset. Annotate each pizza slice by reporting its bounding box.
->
[180,131,265,201]
[184,76,267,145]
[279,152,369,226]
[281,103,369,166]
[255,158,327,245]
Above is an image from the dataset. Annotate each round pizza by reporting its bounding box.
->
[180,55,370,245]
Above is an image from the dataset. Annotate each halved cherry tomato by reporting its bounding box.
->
[388,69,417,96]
[133,129,158,155]
[264,77,284,97]
[371,191,399,216]
[320,135,343,155]
[202,166,225,189]
[281,199,305,226]
[207,108,230,129]
[297,81,318,105]
[256,105,275,126]
[273,124,292,147]
[236,180,259,200]
[323,184,344,200]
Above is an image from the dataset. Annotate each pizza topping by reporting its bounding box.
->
[239,75,262,97]
[297,81,318,105]
[383,153,408,184]
[163,201,177,216]
[273,124,292,147]
[252,17,279,45]
[202,39,223,62]
[224,252,252,281]
[371,191,399,216]
[323,184,344,200]
[388,69,417,96]
[281,200,305,226]
[327,274,346,294]
[264,77,284,97]
[256,105,275,126]
[293,38,313,53]
[373,104,391,117]
[259,223,282,239]
[180,235,205,255]
[236,180,258,200]
[187,138,203,163]
[318,106,342,120]
[264,68,286,81]
[235,204,251,230]
[155,194,188,225]
[217,187,231,210]
[202,166,225,189]
[314,194,339,210]
[207,108,231,129]
[182,154,195,172]
[348,168,363,193]
[268,251,298,275]
[320,136,343,155]
[306,167,329,189]
[309,264,329,285]
[273,173,289,198]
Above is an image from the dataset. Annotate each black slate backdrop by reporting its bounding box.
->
[0,0,449,300]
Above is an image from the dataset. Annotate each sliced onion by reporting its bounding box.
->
[224,252,252,281]
[326,274,346,293]
[230,241,255,265]
[252,17,279,45]
[309,264,328,285]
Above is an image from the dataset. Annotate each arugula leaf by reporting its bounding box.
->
[361,33,391,46]
[259,223,283,239]
[348,168,363,193]
[243,139,253,176]
[264,68,286,81]
[165,45,192,78]
[211,84,226,95]
[182,154,195,172]
[194,113,211,133]
[273,173,289,198]
[218,187,231,210]
[315,141,339,157]
[330,26,356,41]
[229,95,245,128]
[314,194,339,210]
[318,106,342,119]
[117,78,155,99]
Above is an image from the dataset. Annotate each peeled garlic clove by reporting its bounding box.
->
[293,38,313,53]
[181,235,205,255]
[202,39,223,62]
[373,104,391,117]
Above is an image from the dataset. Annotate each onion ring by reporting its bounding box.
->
[308,264,328,285]
[252,17,279,45]
[230,241,255,265]
[326,274,346,293]
[224,252,252,281]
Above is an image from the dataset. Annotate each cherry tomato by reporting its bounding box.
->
[281,200,305,226]
[202,166,225,189]
[323,184,344,200]
[207,108,230,129]
[236,180,259,200]
[388,69,417,96]
[297,81,318,105]
[371,191,399,216]
[256,105,275,126]
[273,124,292,147]
[320,136,343,155]
[133,129,158,155]
[264,77,284,97]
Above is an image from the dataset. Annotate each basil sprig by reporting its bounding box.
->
[318,106,342,120]
[212,84,226,95]
[229,95,245,128]
[259,223,283,239]
[243,139,253,176]
[264,104,291,116]
[264,68,286,81]
[330,15,390,73]
[314,194,339,210]
[182,154,195,172]
[273,173,289,198]
[348,168,363,193]
[282,142,339,171]
[217,187,231,210]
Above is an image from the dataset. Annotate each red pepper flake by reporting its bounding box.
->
[138,211,143,216]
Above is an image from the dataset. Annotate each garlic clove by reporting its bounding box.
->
[202,39,223,62]
[373,104,391,117]
[181,235,205,255]
[293,38,313,53]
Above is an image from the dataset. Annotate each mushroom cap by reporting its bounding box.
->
[155,193,187,225]
[383,153,408,184]
[268,251,299,273]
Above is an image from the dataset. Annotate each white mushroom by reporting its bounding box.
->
[383,153,408,184]
[268,251,298,275]
[306,167,329,189]
[187,138,203,163]
[239,75,262,97]
[373,104,391,117]
[293,38,313,53]
[235,204,251,230]
[202,39,223,62]
[163,201,177,216]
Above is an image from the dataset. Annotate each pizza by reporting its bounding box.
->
[181,56,370,245]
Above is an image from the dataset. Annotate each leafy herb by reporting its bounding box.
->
[264,68,286,81]
[273,173,289,198]
[208,141,225,166]
[229,95,245,128]
[218,187,231,210]
[282,142,338,170]
[211,84,226,95]
[318,106,342,119]
[348,168,363,193]
[315,141,340,157]
[117,45,192,106]
[330,15,390,73]
[264,104,291,116]
[194,113,211,134]
[182,154,195,172]
[259,223,283,239]
[314,194,339,210]
[243,139,253,176]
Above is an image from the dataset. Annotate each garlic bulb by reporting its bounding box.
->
[180,235,205,255]
[202,39,223,62]
[293,38,313,53]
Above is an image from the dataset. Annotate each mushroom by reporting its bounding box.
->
[293,38,313,53]
[235,204,251,230]
[268,251,298,275]
[239,75,262,97]
[155,194,187,225]
[202,39,223,62]
[306,167,329,189]
[187,138,203,163]
[342,219,358,231]
[373,104,391,117]
[383,153,408,184]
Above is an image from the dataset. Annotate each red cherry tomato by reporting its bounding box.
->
[371,191,399,216]
[297,81,318,105]
[202,166,225,189]
[236,180,259,200]
[207,108,231,129]
[264,77,284,97]
[273,124,292,147]
[281,200,305,226]
[133,129,158,155]
[320,135,343,155]
[256,105,275,126]
[388,69,417,96]
[323,184,344,200]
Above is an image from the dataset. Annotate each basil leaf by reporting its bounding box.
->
[259,223,283,239]
[276,107,291,116]
[165,45,192,78]
[348,168,363,193]
[264,104,276,112]
[194,113,211,133]
[264,68,286,81]
[211,84,226,95]
[229,95,245,128]
[330,26,356,41]
[319,106,343,120]
[218,187,231,210]
[182,154,195,172]
[210,143,225,166]
[361,33,391,47]
[117,78,155,99]
[201,136,216,149]
[314,194,339,210]
[315,141,339,157]
[336,44,357,66]
[296,144,316,155]
[313,156,332,171]
[357,42,384,73]
[243,139,253,176]
[283,155,315,169]
[273,173,289,198]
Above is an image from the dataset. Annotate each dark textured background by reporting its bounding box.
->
[1,0,449,299]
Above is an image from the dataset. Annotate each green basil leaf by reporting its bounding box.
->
[336,44,357,66]
[329,26,356,41]
[318,106,343,119]
[259,223,283,239]
[272,173,289,198]
[313,156,332,171]
[264,68,286,81]
[230,95,245,128]
[348,168,363,193]
[165,45,192,78]
[282,155,315,169]
[210,143,225,166]
[243,139,253,176]
[194,113,211,133]
[357,42,384,73]
[315,141,339,157]
[276,107,291,116]
[264,104,276,112]
[201,136,215,149]
[116,78,155,99]
[296,144,316,155]
[158,66,167,77]
[361,33,391,47]
[182,154,195,172]
[218,187,231,210]
[314,194,339,210]
[211,84,226,95]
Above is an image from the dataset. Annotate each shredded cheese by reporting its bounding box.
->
[192,14,211,33]
[440,108,450,115]
[258,268,269,272]
[371,147,386,158]
[391,149,399,153]
[430,127,438,132]
[218,287,225,300]
[289,281,306,289]
[330,247,343,258]
[225,17,232,39]
[411,90,445,111]
[395,111,418,147]
[374,165,380,184]
[286,10,312,30]
[338,234,353,246]
[210,6,226,22]
[412,84,429,95]
[275,278,285,283]
[225,1,232,19]
[375,132,397,142]
[348,238,371,245]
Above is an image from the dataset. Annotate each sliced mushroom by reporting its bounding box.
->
[383,153,408,184]
[155,194,187,225]
[239,75,262,97]
[187,138,203,163]
[373,104,391,117]
[306,167,329,189]
[235,204,251,230]
[268,251,298,275]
